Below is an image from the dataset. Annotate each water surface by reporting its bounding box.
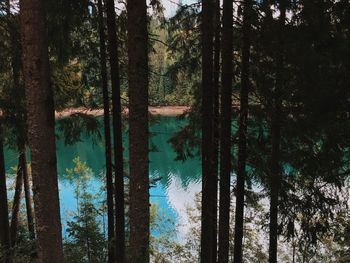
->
[4,116,202,237]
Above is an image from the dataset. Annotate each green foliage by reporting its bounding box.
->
[64,199,107,263]
[57,114,101,145]
[1,0,350,261]
[52,63,86,111]
[246,0,350,245]
[150,203,179,262]
[148,192,270,263]
[63,157,107,263]
[148,16,197,106]
[64,156,93,197]
[168,1,350,257]
[0,226,36,263]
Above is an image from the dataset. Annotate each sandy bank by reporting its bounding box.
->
[55,106,190,118]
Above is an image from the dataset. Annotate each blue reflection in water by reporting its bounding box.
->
[4,116,201,237]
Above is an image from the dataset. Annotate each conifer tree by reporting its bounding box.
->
[96,0,115,262]
[200,0,216,261]
[10,155,23,248]
[233,0,252,262]
[0,124,10,263]
[103,0,126,261]
[268,1,286,262]
[20,145,35,240]
[127,0,150,260]
[20,0,64,261]
[217,0,233,261]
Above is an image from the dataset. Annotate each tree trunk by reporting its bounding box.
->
[8,0,30,242]
[96,1,115,262]
[200,0,215,260]
[233,1,252,262]
[0,125,10,262]
[217,0,233,259]
[103,0,125,261]
[212,0,220,261]
[127,0,149,260]
[10,155,23,248]
[268,1,286,263]
[8,0,29,247]
[20,145,35,239]
[7,0,21,94]
[19,0,64,261]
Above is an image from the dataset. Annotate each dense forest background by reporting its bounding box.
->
[0,0,350,262]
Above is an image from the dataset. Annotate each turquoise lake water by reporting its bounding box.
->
[3,116,202,238]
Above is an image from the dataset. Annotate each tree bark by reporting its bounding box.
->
[217,0,233,260]
[200,0,215,261]
[19,0,64,261]
[103,0,125,261]
[0,125,10,262]
[127,0,149,260]
[268,1,286,263]
[7,0,21,94]
[233,1,252,262]
[20,145,35,239]
[96,1,115,262]
[10,155,23,248]
[212,0,221,261]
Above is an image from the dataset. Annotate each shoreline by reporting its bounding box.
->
[55,106,191,118]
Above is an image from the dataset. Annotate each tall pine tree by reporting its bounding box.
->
[20,0,64,261]
[127,0,150,260]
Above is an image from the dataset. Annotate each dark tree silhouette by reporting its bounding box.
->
[96,0,115,262]
[233,0,252,262]
[10,155,23,248]
[127,0,150,260]
[218,0,233,260]
[19,0,64,261]
[212,0,221,260]
[0,124,10,263]
[103,0,126,261]
[20,145,35,240]
[200,0,216,261]
[269,0,286,262]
